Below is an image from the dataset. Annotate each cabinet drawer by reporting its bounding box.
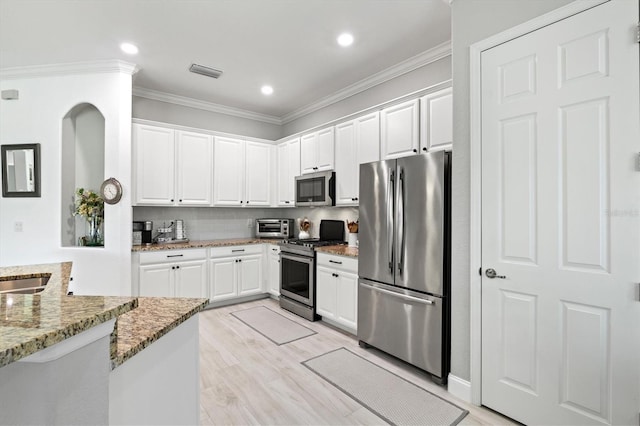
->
[209,244,263,258]
[317,252,358,273]
[139,248,207,265]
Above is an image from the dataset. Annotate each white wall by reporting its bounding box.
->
[449,0,574,382]
[0,64,134,296]
[132,96,282,140]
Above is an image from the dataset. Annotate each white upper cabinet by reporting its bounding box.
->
[335,111,380,206]
[133,124,213,206]
[277,137,300,206]
[380,99,420,159]
[176,131,213,205]
[133,124,176,205]
[213,136,273,207]
[300,127,334,174]
[213,136,245,206]
[420,87,452,153]
[245,141,272,206]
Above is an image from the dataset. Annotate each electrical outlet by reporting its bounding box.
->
[14,221,23,232]
[247,219,253,228]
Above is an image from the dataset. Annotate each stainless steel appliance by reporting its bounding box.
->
[358,151,451,384]
[255,218,293,239]
[142,221,153,246]
[132,221,143,246]
[295,171,335,206]
[279,220,345,321]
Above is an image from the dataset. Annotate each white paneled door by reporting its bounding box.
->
[481,1,640,425]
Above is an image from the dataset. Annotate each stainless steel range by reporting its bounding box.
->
[279,220,345,321]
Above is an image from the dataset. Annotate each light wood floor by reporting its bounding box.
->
[199,298,517,425]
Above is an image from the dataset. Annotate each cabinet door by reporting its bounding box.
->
[245,142,271,206]
[139,263,174,297]
[356,111,380,164]
[335,271,358,332]
[237,254,263,296]
[213,136,245,206]
[208,257,237,302]
[277,142,290,206]
[380,99,419,159]
[420,87,452,152]
[176,131,212,205]
[316,127,335,171]
[133,124,176,205]
[300,132,318,175]
[175,259,207,299]
[267,245,280,296]
[335,121,358,206]
[315,266,337,320]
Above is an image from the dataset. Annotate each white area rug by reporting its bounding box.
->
[231,305,316,345]
[303,348,468,425]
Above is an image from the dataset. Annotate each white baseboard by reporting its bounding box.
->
[447,374,472,403]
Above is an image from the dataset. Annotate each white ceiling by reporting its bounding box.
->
[0,0,451,122]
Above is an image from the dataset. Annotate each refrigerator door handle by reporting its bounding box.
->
[397,168,405,274]
[360,282,434,305]
[388,170,395,273]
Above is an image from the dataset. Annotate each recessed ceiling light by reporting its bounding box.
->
[337,33,354,47]
[261,85,274,95]
[120,42,139,55]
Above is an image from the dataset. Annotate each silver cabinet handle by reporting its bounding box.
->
[485,268,506,279]
[232,249,245,253]
[360,282,433,305]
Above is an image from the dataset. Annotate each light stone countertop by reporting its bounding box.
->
[132,237,283,252]
[0,262,208,369]
[315,245,359,258]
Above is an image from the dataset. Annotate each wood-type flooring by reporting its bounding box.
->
[199,298,517,425]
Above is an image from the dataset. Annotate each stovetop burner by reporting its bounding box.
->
[282,238,346,248]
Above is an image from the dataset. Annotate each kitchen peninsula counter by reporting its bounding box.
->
[0,262,208,369]
[131,237,282,252]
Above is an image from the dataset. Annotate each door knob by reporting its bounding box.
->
[485,268,506,279]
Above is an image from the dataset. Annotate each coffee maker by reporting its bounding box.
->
[142,221,153,245]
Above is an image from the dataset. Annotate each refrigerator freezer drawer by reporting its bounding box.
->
[357,279,443,378]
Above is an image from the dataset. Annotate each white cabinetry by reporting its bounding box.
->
[133,124,212,206]
[266,244,280,296]
[335,112,380,205]
[208,245,264,302]
[315,253,358,334]
[137,249,207,298]
[213,137,273,207]
[277,138,300,206]
[300,127,334,174]
[380,99,420,160]
[420,87,452,152]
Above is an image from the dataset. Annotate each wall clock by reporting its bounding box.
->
[100,177,123,205]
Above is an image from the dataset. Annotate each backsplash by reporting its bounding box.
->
[133,206,359,241]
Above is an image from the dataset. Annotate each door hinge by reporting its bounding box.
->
[637,22,640,43]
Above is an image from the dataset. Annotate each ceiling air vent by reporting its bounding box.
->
[189,63,223,79]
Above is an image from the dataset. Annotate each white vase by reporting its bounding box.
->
[348,233,358,247]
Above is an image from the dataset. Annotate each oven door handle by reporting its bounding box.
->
[280,253,314,265]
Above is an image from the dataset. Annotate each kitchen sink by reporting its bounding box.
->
[0,276,50,295]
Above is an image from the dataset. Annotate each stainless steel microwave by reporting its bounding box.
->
[255,218,293,238]
[295,171,335,207]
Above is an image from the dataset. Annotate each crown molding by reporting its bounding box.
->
[132,87,283,125]
[280,40,451,124]
[0,60,139,80]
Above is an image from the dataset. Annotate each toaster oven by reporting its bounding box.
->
[255,218,293,239]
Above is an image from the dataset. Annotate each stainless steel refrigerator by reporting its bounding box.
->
[358,151,450,383]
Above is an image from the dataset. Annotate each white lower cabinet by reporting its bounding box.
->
[315,253,358,334]
[208,245,264,302]
[266,244,280,296]
[138,249,207,298]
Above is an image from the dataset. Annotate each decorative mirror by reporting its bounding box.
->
[1,143,41,197]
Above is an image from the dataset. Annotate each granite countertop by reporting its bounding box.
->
[132,237,282,252]
[0,262,208,370]
[0,262,137,367]
[315,245,359,258]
